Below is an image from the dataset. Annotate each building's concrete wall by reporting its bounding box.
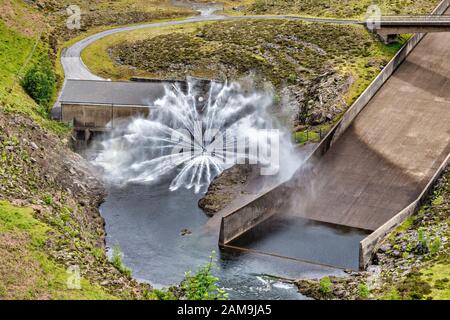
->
[112,105,150,124]
[62,103,113,129]
[61,103,149,130]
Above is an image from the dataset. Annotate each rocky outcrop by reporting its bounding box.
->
[296,72,351,126]
[198,164,254,216]
[0,111,150,298]
[283,71,353,129]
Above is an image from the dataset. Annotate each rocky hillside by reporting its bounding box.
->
[31,0,195,41]
[0,0,196,300]
[0,112,150,299]
[245,0,441,18]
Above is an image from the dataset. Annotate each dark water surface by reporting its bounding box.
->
[100,177,365,300]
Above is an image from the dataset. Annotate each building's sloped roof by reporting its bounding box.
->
[60,79,173,106]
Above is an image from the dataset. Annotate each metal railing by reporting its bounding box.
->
[376,15,450,24]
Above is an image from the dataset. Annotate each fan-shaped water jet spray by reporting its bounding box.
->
[93,79,300,193]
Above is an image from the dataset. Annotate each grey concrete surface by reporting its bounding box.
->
[55,3,450,260]
[286,14,450,231]
[60,79,167,106]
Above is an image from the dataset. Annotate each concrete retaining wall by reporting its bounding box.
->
[332,0,450,145]
[219,184,291,245]
[359,153,450,269]
[357,0,450,270]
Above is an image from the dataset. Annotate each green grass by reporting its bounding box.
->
[80,21,210,80]
[111,244,132,277]
[294,130,321,144]
[246,0,441,18]
[0,201,116,300]
[0,21,68,135]
[341,35,409,106]
[421,262,450,300]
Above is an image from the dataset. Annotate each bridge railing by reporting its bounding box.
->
[378,15,450,22]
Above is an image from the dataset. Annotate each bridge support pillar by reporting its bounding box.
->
[376,32,398,44]
[84,129,91,141]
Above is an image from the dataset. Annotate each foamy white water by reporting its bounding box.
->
[93,80,298,193]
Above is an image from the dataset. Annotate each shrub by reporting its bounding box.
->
[415,228,430,255]
[287,73,297,84]
[319,276,332,295]
[148,288,177,300]
[397,272,432,300]
[382,287,401,300]
[21,57,55,108]
[42,194,53,205]
[432,195,444,206]
[430,237,442,254]
[182,252,228,300]
[358,283,370,299]
[111,244,132,277]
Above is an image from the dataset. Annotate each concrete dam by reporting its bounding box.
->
[218,1,450,270]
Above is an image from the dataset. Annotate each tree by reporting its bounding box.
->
[21,57,55,108]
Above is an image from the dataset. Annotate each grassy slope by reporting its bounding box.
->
[244,0,441,18]
[81,22,209,80]
[82,19,398,81]
[377,172,450,300]
[48,0,195,41]
[0,201,115,299]
[0,6,68,134]
[176,0,440,17]
[0,1,147,300]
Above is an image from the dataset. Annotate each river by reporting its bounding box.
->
[99,173,367,299]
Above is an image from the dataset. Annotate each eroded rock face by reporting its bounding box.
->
[198,164,254,216]
[282,71,353,128]
[0,111,150,298]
